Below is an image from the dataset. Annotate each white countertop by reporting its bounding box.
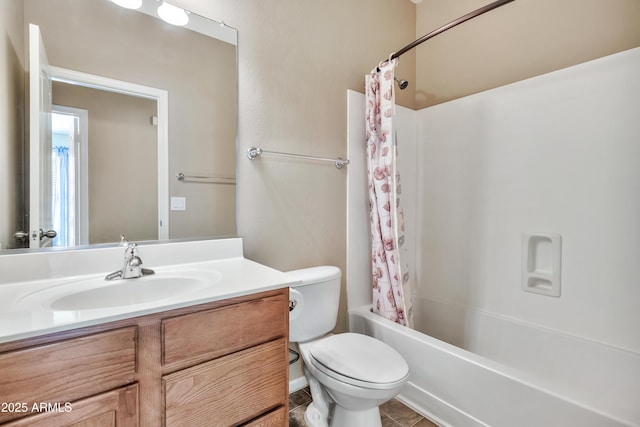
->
[0,239,298,344]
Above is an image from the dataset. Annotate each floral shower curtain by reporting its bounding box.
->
[365,60,413,327]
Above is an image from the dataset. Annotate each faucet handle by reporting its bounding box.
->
[124,242,138,259]
[120,234,128,245]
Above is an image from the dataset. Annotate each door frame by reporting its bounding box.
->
[47,65,170,240]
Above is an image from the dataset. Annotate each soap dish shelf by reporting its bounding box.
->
[521,233,562,297]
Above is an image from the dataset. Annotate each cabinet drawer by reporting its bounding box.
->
[163,338,287,427]
[0,327,137,424]
[242,407,286,427]
[162,293,286,367]
[3,383,138,427]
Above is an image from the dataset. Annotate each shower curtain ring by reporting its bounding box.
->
[388,52,398,65]
[378,54,397,72]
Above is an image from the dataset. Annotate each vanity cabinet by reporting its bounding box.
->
[0,288,289,427]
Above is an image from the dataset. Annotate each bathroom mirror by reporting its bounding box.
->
[0,0,237,251]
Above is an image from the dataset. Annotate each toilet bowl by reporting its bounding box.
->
[288,266,409,427]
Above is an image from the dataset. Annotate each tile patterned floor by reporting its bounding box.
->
[289,387,439,427]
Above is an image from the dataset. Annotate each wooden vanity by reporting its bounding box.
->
[0,288,289,427]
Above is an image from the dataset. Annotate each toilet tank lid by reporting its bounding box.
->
[286,266,342,286]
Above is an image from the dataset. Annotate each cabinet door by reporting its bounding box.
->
[3,384,138,427]
[0,327,136,424]
[163,338,287,427]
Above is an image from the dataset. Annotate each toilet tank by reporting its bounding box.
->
[287,266,342,343]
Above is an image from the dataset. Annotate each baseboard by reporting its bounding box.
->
[289,375,309,394]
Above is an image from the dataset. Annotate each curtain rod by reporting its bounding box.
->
[384,0,516,64]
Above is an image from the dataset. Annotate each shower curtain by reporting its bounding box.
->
[365,60,413,327]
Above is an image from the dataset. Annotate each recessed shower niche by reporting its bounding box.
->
[521,233,562,297]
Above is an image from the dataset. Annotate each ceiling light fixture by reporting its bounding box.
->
[157,2,189,26]
[109,0,142,9]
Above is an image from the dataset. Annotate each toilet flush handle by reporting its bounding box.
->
[288,288,304,320]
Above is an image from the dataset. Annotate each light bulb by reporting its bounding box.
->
[109,0,142,9]
[157,2,189,26]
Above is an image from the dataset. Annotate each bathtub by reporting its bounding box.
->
[348,303,639,427]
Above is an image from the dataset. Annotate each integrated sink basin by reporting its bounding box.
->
[52,276,212,310]
[17,269,223,311]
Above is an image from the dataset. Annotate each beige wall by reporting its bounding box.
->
[171,0,417,340]
[415,0,640,108]
[24,0,237,241]
[53,82,158,244]
[0,0,25,250]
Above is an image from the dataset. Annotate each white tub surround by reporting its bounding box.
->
[0,238,298,343]
[347,48,640,427]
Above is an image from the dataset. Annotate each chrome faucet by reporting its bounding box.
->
[105,242,155,281]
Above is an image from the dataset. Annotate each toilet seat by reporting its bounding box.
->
[307,333,409,390]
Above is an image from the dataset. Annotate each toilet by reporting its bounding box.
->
[288,266,409,427]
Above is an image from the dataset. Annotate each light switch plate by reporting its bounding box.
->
[171,197,186,211]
